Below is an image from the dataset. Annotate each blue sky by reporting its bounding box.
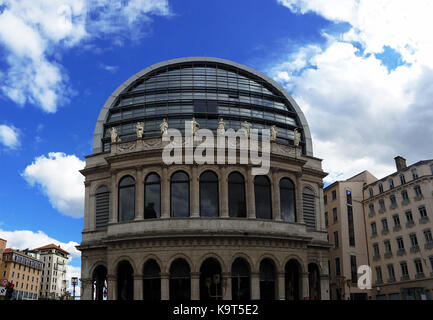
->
[1,0,432,290]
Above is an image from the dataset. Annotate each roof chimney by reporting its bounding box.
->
[394,156,407,171]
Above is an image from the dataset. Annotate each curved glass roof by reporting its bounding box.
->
[97,59,310,155]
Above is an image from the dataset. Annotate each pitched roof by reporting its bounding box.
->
[33,244,69,255]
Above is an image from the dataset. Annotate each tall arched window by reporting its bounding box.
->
[231,258,250,300]
[144,173,161,218]
[171,171,190,217]
[118,176,135,222]
[200,171,219,217]
[259,258,276,300]
[169,258,191,300]
[95,185,110,229]
[302,186,316,229]
[228,172,246,218]
[280,178,296,222]
[143,259,161,301]
[117,260,134,300]
[254,175,272,219]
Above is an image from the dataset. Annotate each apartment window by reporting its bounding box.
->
[369,204,375,215]
[390,195,397,208]
[430,165,433,175]
[381,218,389,232]
[397,237,405,250]
[405,210,414,224]
[414,259,424,276]
[375,266,383,283]
[418,206,427,219]
[400,174,406,185]
[350,255,357,283]
[393,214,401,228]
[325,212,328,227]
[424,229,433,243]
[410,233,419,247]
[334,231,339,248]
[401,190,409,203]
[371,222,377,235]
[379,199,386,212]
[324,195,328,205]
[373,243,380,257]
[429,256,433,272]
[332,190,337,200]
[335,258,341,276]
[379,184,384,194]
[346,190,352,205]
[389,179,394,189]
[369,188,373,197]
[387,264,396,282]
[384,240,392,254]
[400,262,409,279]
[347,205,355,246]
[414,186,423,198]
[411,169,418,179]
[333,208,338,223]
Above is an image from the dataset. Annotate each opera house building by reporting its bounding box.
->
[78,57,330,300]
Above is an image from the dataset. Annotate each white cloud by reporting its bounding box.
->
[0,124,20,149]
[0,0,170,113]
[0,228,81,295]
[270,1,433,182]
[21,152,85,218]
[99,63,119,73]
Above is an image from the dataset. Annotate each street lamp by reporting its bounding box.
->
[71,277,78,300]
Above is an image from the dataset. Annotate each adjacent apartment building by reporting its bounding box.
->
[325,156,433,300]
[364,157,433,300]
[0,241,44,300]
[324,171,377,300]
[33,244,69,300]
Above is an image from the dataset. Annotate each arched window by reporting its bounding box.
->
[118,176,135,222]
[280,178,296,222]
[254,175,272,219]
[228,172,246,218]
[200,258,222,300]
[259,258,276,300]
[170,171,190,217]
[117,260,134,300]
[169,258,191,300]
[144,173,161,218]
[302,186,316,229]
[143,259,161,301]
[231,258,250,300]
[200,171,219,217]
[95,185,109,229]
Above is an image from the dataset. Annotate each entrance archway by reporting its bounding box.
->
[200,258,222,300]
[117,260,134,300]
[169,258,191,300]
[143,259,161,301]
[92,265,107,300]
[231,258,250,300]
[285,259,301,300]
[308,263,321,300]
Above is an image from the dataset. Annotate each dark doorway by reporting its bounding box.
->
[117,261,134,300]
[285,259,301,300]
[308,263,321,300]
[92,265,107,300]
[200,258,222,300]
[169,258,191,300]
[259,258,276,300]
[231,258,250,300]
[143,259,161,301]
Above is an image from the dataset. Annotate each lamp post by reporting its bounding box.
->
[71,277,78,300]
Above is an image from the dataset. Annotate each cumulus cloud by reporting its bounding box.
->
[0,228,81,295]
[0,0,170,113]
[271,0,433,183]
[0,124,20,149]
[22,152,85,218]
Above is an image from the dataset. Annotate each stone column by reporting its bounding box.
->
[161,167,170,218]
[110,171,118,223]
[223,272,232,300]
[191,272,200,300]
[135,167,144,220]
[251,272,260,300]
[107,274,117,300]
[295,174,304,224]
[80,278,92,300]
[272,170,281,221]
[320,274,330,300]
[191,166,200,217]
[83,182,91,232]
[161,272,169,300]
[134,274,143,300]
[277,272,285,300]
[301,272,309,300]
[246,168,256,218]
[220,167,229,218]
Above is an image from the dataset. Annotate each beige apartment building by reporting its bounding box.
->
[324,171,376,300]
[363,157,433,300]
